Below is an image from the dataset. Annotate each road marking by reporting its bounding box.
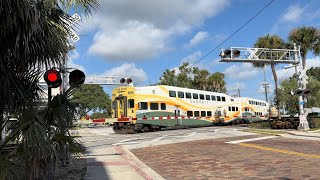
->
[151,135,168,142]
[118,138,144,143]
[186,132,197,137]
[112,142,140,146]
[225,136,277,144]
[239,143,320,159]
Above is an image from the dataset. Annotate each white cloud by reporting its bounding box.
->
[82,0,230,61]
[66,50,86,72]
[101,63,148,85]
[276,57,320,81]
[180,51,220,70]
[281,5,305,23]
[181,51,202,64]
[224,63,259,80]
[188,31,209,47]
[89,21,169,60]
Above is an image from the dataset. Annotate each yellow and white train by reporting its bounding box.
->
[112,85,269,133]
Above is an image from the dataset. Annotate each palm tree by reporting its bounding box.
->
[289,26,320,69]
[253,35,286,116]
[207,72,227,93]
[0,0,98,178]
[192,68,210,90]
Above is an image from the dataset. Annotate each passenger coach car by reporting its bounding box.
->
[112,85,269,133]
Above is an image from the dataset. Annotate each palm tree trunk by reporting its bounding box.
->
[0,107,3,141]
[271,64,280,117]
[302,54,307,70]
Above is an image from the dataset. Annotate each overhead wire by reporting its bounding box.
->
[189,0,275,68]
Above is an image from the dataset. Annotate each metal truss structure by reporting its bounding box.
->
[84,76,133,86]
[219,44,310,130]
[219,47,299,64]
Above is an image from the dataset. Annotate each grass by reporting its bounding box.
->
[309,127,320,131]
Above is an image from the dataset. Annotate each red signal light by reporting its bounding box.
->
[44,69,62,88]
[48,73,58,82]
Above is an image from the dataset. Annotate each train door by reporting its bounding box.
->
[115,96,127,118]
[175,106,181,125]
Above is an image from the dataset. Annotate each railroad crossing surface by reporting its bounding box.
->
[79,126,320,180]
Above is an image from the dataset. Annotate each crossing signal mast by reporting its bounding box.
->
[219,43,310,130]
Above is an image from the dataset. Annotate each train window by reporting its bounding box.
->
[232,107,235,111]
[187,111,193,116]
[112,101,116,109]
[211,95,216,101]
[207,111,212,116]
[178,91,185,98]
[139,102,148,110]
[217,96,221,101]
[245,107,249,112]
[222,97,226,102]
[169,90,176,97]
[186,92,192,99]
[194,111,200,117]
[200,94,205,100]
[205,95,210,100]
[193,93,199,99]
[150,103,159,110]
[128,99,134,108]
[236,107,238,111]
[228,107,231,111]
[161,103,166,110]
[119,100,123,109]
[201,111,206,117]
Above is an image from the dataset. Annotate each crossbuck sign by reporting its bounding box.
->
[62,13,81,42]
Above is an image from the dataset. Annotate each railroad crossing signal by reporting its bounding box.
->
[120,78,133,85]
[44,69,85,88]
[44,69,62,88]
[69,69,86,87]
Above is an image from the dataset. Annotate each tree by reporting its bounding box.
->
[90,112,111,119]
[71,85,111,117]
[289,26,320,69]
[176,62,193,88]
[279,67,320,114]
[158,62,227,92]
[192,68,210,90]
[207,72,227,93]
[0,0,98,178]
[159,69,177,86]
[252,35,286,116]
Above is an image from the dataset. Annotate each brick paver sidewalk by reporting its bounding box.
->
[132,135,320,180]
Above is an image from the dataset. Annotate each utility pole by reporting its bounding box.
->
[237,89,241,97]
[262,67,269,103]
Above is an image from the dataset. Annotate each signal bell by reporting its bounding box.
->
[44,69,62,88]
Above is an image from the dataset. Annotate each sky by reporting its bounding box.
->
[67,0,320,102]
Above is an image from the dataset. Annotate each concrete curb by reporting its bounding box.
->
[116,145,165,180]
[281,131,320,138]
